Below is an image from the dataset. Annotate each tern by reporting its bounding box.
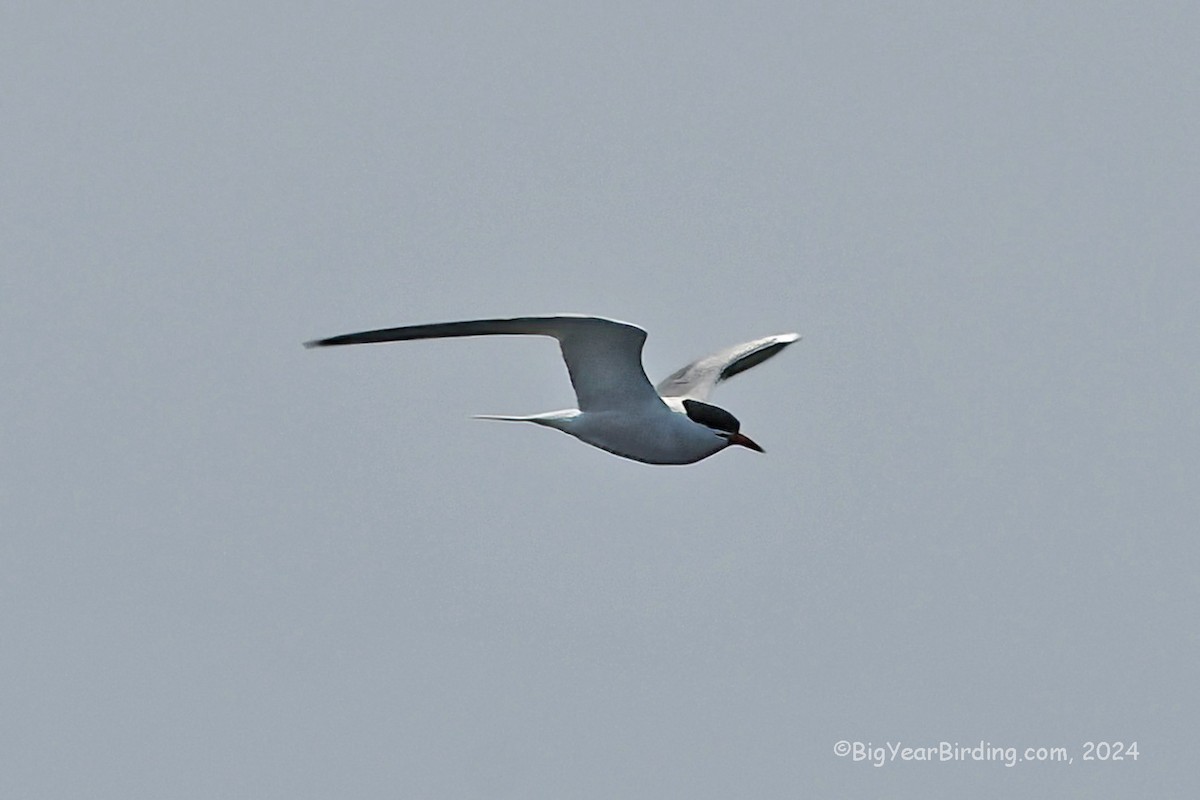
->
[305,315,799,465]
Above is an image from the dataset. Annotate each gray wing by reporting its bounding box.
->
[306,314,665,412]
[655,332,800,401]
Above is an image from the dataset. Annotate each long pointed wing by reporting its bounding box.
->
[655,332,800,401]
[306,314,665,412]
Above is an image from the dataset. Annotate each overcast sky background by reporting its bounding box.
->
[3,3,1197,798]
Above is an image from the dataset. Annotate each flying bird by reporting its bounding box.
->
[305,315,799,465]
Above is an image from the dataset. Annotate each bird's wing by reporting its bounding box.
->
[655,332,800,401]
[306,314,665,412]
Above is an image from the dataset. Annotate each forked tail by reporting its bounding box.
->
[472,410,578,429]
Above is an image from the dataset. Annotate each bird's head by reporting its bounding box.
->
[682,399,765,453]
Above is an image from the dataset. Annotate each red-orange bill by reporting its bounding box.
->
[729,432,764,453]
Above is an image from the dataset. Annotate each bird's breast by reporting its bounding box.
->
[563,407,724,465]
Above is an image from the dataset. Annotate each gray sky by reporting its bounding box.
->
[3,3,1197,797]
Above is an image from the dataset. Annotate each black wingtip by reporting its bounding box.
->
[304,334,358,348]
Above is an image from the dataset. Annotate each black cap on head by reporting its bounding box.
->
[682,399,741,434]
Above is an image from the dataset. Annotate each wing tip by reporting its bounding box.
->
[304,331,376,348]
